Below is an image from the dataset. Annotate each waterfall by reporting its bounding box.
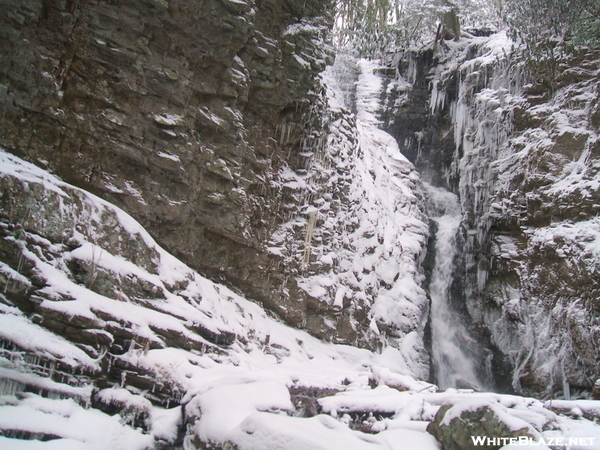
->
[425,183,484,390]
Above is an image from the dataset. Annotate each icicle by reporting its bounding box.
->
[0,378,26,396]
[561,360,571,400]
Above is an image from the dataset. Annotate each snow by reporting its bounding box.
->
[439,398,537,435]
[0,395,153,450]
[153,113,183,126]
[283,22,326,37]
[0,437,90,450]
[293,54,311,69]
[156,151,180,162]
[0,141,445,449]
[2,29,600,450]
[0,304,97,369]
[185,379,294,446]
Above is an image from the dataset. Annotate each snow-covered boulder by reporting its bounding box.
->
[426,399,539,450]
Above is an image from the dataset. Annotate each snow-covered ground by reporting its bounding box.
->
[0,148,434,449]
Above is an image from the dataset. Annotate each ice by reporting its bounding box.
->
[429,80,447,115]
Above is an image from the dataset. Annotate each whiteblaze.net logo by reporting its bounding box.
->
[471,436,597,447]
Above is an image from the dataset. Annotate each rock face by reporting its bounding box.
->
[0,151,237,413]
[0,0,342,338]
[0,0,432,358]
[0,150,432,450]
[380,34,600,396]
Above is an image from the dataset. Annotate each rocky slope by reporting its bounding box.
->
[0,148,430,449]
[1,148,599,450]
[380,32,600,398]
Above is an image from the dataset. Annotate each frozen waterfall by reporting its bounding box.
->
[425,183,484,390]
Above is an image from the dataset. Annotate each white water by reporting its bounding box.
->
[425,184,483,390]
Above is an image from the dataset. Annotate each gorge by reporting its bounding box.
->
[0,0,599,449]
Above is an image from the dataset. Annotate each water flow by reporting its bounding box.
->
[425,183,483,390]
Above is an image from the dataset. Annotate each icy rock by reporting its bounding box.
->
[380,30,600,396]
[93,387,153,431]
[0,0,340,346]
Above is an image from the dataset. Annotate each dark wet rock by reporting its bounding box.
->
[0,0,350,344]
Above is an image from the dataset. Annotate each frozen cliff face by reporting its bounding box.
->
[0,0,430,352]
[262,54,430,367]
[486,47,600,398]
[380,33,600,397]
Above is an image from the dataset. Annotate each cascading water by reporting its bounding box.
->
[425,183,484,390]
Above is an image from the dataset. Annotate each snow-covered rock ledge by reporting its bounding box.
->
[1,150,599,449]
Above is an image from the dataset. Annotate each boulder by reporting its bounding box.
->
[426,400,538,450]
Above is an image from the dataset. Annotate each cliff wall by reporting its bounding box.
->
[0,0,341,336]
[381,34,600,397]
[0,0,434,354]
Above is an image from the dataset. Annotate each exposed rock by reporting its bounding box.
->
[0,0,353,344]
[0,0,435,357]
[92,387,154,431]
[544,399,600,422]
[289,385,340,417]
[0,151,238,412]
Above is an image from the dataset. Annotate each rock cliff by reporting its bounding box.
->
[380,33,600,398]
[1,0,342,338]
[1,0,434,358]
